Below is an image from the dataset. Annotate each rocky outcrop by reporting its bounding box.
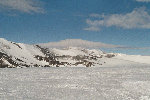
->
[0,39,116,68]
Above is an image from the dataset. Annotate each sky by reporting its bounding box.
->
[0,0,150,55]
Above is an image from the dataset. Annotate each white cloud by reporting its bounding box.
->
[84,7,150,31]
[136,0,150,2]
[0,0,44,13]
[39,39,120,49]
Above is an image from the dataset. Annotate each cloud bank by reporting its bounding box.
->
[84,7,150,31]
[39,39,121,49]
[0,0,44,13]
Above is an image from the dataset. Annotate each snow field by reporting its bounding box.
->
[0,65,150,100]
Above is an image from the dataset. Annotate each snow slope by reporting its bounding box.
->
[0,38,48,67]
[116,54,150,64]
[0,38,150,68]
[50,47,104,57]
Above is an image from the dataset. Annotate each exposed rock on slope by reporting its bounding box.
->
[0,38,116,68]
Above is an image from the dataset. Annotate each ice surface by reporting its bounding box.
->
[0,65,150,100]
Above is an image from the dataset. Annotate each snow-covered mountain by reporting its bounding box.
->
[0,38,149,68]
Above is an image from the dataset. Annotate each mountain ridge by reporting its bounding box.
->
[0,38,149,68]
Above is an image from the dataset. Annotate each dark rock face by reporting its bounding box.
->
[0,52,16,68]
[105,54,115,58]
[11,42,22,49]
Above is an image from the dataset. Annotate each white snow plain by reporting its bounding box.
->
[0,64,150,100]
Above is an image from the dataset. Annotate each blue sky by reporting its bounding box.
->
[0,0,150,55]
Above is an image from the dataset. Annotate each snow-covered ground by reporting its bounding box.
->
[1,38,150,100]
[0,65,150,100]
